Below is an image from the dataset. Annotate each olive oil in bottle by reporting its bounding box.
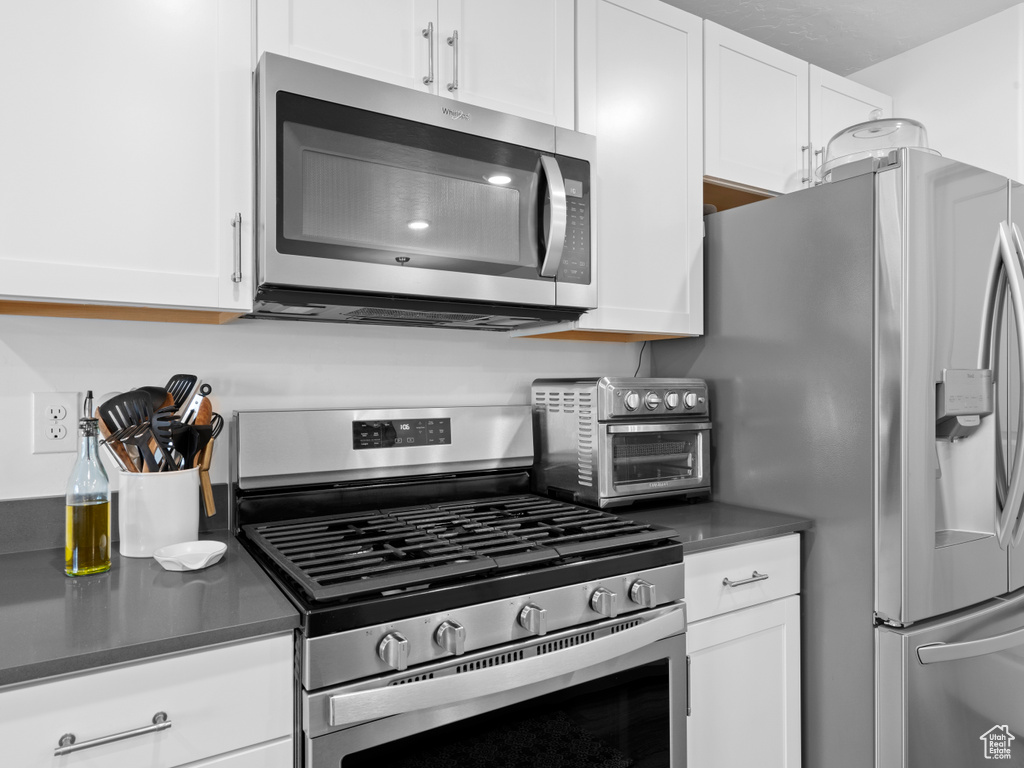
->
[65,392,111,576]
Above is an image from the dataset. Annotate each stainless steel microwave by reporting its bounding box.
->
[253,53,596,331]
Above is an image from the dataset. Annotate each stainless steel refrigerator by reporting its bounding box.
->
[653,148,1024,767]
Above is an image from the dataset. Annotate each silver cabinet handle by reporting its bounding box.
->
[801,144,812,184]
[231,212,242,283]
[422,23,434,85]
[722,570,769,587]
[446,30,459,92]
[918,624,1024,664]
[538,155,567,278]
[55,712,171,756]
[685,654,692,716]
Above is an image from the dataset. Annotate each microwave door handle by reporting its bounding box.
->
[987,222,1024,546]
[538,155,567,278]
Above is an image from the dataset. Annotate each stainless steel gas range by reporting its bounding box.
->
[231,405,688,768]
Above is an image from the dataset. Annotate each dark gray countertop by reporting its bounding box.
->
[624,500,813,554]
[0,531,299,688]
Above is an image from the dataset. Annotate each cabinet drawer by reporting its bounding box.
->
[0,633,293,768]
[685,535,800,622]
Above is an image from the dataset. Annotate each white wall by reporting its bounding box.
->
[0,315,645,500]
[850,4,1024,183]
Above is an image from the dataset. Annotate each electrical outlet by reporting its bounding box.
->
[33,392,80,454]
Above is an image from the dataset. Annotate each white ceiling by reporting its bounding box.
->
[663,0,1022,75]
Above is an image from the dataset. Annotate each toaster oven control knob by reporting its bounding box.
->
[683,392,699,410]
[435,620,467,656]
[378,632,410,671]
[518,603,548,636]
[623,391,641,411]
[665,392,681,410]
[629,579,657,609]
[644,392,663,410]
[590,587,618,618]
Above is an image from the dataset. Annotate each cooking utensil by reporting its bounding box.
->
[164,374,198,411]
[96,407,137,472]
[150,406,182,471]
[194,397,212,427]
[197,437,216,517]
[134,386,169,412]
[97,391,159,473]
[179,388,207,425]
[210,412,223,439]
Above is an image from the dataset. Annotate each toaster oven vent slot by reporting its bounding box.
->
[536,631,597,655]
[455,650,525,673]
[610,619,643,633]
[389,672,436,686]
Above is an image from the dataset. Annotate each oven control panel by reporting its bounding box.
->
[353,418,452,450]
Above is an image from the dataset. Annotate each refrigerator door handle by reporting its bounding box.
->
[981,223,1024,547]
[917,623,1024,664]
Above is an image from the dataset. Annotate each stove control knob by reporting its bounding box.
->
[435,620,467,656]
[644,392,663,411]
[590,587,618,618]
[623,391,641,411]
[378,632,410,671]
[629,579,657,609]
[518,603,548,636]
[683,392,699,410]
[665,392,681,410]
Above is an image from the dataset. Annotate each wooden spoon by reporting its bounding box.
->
[196,437,216,517]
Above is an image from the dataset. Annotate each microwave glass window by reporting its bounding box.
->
[342,661,671,768]
[611,431,699,487]
[276,92,569,280]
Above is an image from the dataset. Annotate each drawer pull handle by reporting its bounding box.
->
[722,570,769,588]
[55,711,171,756]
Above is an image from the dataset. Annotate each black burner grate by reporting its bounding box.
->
[242,494,674,602]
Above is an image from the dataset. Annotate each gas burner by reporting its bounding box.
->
[242,495,676,603]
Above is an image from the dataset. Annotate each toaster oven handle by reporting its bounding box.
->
[327,606,684,728]
[607,422,712,434]
[538,155,567,278]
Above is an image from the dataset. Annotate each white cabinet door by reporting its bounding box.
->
[255,0,574,129]
[513,0,703,340]
[180,737,292,767]
[437,0,574,128]
[704,21,809,194]
[0,0,253,313]
[687,596,802,768]
[255,0,438,93]
[809,65,893,181]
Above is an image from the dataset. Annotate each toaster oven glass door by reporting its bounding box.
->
[602,424,710,498]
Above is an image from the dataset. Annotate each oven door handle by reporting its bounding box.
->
[607,422,712,434]
[327,607,685,728]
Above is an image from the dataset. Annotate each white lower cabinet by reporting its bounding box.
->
[0,633,293,768]
[685,535,802,768]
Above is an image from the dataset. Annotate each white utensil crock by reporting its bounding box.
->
[118,468,200,557]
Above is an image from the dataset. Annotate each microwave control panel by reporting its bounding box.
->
[559,179,590,285]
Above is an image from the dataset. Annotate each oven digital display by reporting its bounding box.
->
[352,419,452,449]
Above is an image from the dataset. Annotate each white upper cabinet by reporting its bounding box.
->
[255,0,575,128]
[704,21,809,195]
[809,65,892,180]
[256,0,437,92]
[514,0,704,340]
[705,22,893,195]
[0,0,254,315]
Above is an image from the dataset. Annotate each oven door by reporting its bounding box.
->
[303,604,687,768]
[256,53,595,310]
[598,423,711,505]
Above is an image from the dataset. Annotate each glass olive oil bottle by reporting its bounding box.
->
[65,392,111,576]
